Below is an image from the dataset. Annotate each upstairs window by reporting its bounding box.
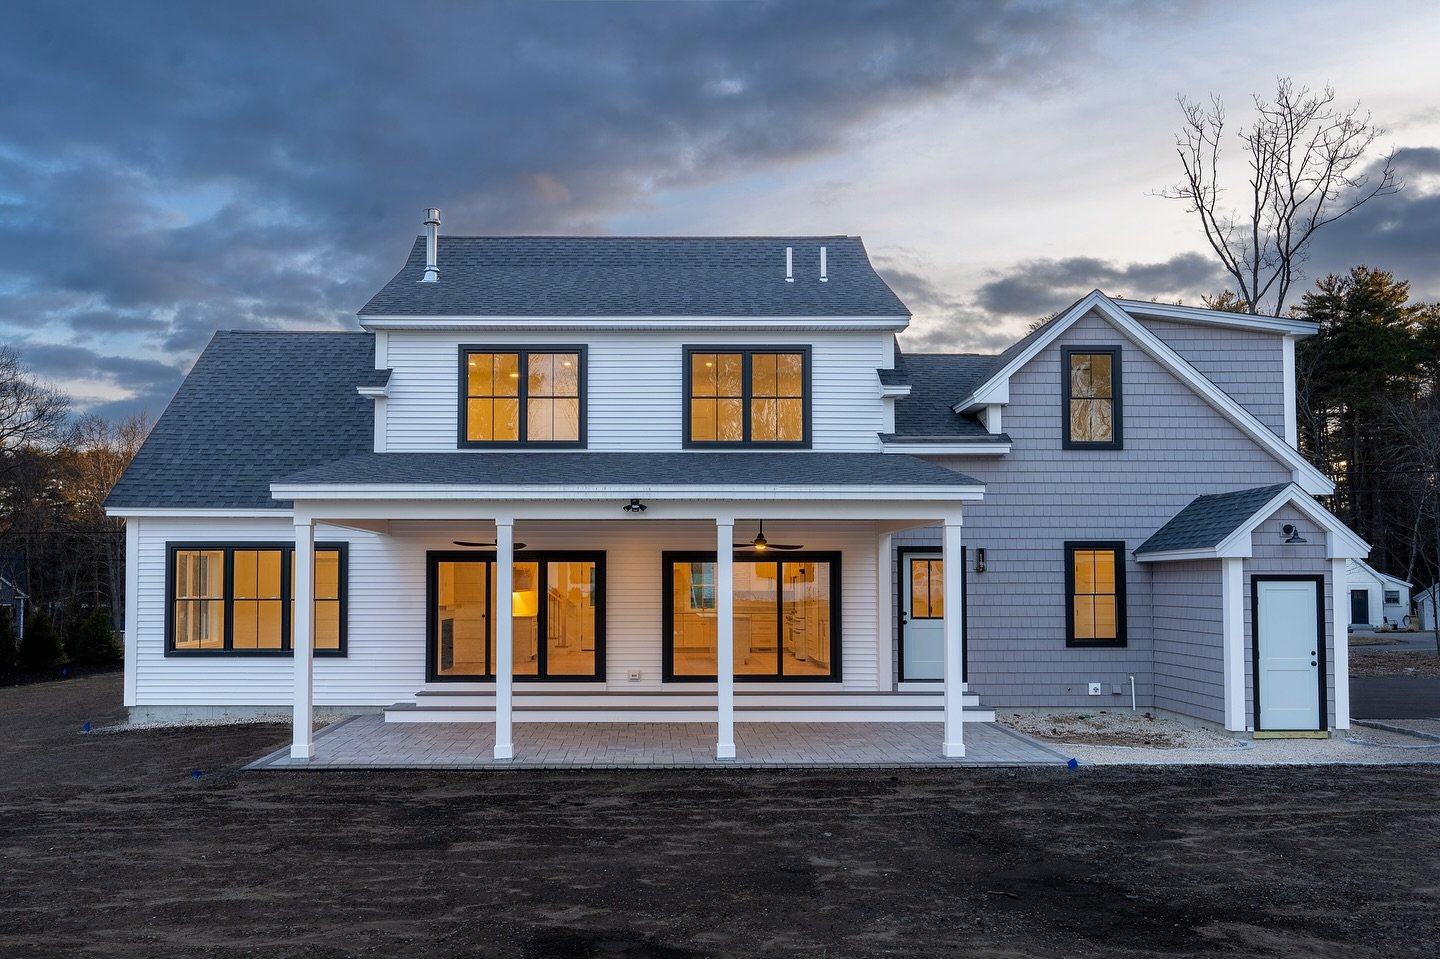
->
[684,347,809,447]
[459,347,585,447]
[1062,347,1122,449]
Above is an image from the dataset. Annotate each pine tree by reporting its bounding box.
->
[67,608,122,665]
[16,610,66,671]
[0,608,16,671]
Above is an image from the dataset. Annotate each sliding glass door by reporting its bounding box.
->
[428,551,604,681]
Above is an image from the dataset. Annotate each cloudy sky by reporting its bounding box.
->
[2,0,1438,421]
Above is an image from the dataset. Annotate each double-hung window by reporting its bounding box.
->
[684,347,810,447]
[168,543,348,655]
[1062,347,1122,449]
[1065,541,1126,648]
[459,347,586,447]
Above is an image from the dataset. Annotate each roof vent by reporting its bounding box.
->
[785,246,794,283]
[819,245,828,283]
[421,208,441,283]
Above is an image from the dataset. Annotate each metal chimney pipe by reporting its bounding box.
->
[421,208,441,283]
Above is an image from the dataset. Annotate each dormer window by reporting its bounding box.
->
[1062,347,1122,450]
[459,346,586,447]
[684,347,810,448]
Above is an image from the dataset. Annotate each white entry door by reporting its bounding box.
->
[1255,578,1324,731]
[902,553,945,681]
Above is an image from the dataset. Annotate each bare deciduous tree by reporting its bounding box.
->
[0,346,70,459]
[1161,78,1399,317]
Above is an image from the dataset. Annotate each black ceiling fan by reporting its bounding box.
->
[734,521,803,552]
[453,540,529,550]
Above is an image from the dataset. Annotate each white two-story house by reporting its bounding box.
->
[106,212,1369,762]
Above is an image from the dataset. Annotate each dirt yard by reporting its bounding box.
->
[3,675,1438,958]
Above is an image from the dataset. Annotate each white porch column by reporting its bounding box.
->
[715,517,736,760]
[122,518,139,708]
[942,516,965,758]
[1221,558,1246,731]
[875,531,894,690]
[291,518,315,759]
[494,518,515,760]
[1332,558,1350,730]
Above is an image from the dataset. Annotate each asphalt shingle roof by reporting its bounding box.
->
[106,331,378,510]
[1135,484,1293,554]
[276,451,982,490]
[358,236,910,318]
[883,351,1007,442]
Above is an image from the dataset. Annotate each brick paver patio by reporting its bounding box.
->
[248,717,1069,769]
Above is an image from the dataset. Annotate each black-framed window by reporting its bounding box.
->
[427,550,605,682]
[1064,541,1126,648]
[1062,346,1122,449]
[683,347,811,447]
[662,550,840,681]
[166,542,348,656]
[458,346,587,447]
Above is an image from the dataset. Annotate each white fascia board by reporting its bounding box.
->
[289,498,978,524]
[1133,548,1227,564]
[1111,298,1319,337]
[358,314,911,333]
[105,507,291,519]
[950,290,1333,494]
[272,483,984,503]
[881,442,1011,455]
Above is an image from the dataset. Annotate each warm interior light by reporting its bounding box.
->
[705,361,713,367]
[512,589,539,618]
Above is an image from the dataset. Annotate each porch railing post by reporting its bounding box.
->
[494,518,515,760]
[715,517,736,760]
[942,516,965,758]
[291,518,315,759]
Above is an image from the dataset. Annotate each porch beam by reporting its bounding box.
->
[290,518,315,759]
[284,499,976,524]
[942,516,965,757]
[494,518,515,760]
[715,517,736,760]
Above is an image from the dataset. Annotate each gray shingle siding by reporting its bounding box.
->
[926,309,1296,711]
[106,331,378,510]
[1152,561,1225,724]
[1144,318,1288,438]
[358,236,909,318]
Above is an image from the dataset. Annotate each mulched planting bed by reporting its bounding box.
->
[3,674,1438,958]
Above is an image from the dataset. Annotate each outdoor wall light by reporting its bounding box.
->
[975,548,986,573]
[1282,524,1308,544]
[623,498,648,512]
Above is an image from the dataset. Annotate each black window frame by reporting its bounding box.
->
[1064,540,1127,648]
[661,549,842,682]
[1061,346,1123,450]
[425,549,607,683]
[456,345,588,449]
[682,346,812,449]
[164,541,349,657]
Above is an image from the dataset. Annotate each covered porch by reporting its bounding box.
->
[271,451,985,764]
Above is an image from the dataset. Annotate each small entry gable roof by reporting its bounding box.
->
[1136,483,1369,562]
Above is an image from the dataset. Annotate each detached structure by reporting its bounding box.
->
[106,213,1369,762]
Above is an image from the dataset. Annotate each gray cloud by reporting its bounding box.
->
[974,252,1227,319]
[0,0,1161,416]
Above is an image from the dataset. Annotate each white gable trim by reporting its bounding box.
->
[1136,484,1369,563]
[953,290,1334,495]
[1110,298,1319,337]
[880,442,1011,455]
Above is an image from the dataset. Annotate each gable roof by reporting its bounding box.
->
[106,331,378,511]
[358,236,910,319]
[1135,483,1368,561]
[949,289,1334,495]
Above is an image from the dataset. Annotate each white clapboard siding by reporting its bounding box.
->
[132,517,882,708]
[382,330,889,452]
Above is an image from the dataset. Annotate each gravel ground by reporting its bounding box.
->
[1000,708,1440,766]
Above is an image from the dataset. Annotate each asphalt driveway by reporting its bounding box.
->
[1350,676,1440,719]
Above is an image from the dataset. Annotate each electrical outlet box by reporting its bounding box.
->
[1087,682,1102,696]
[627,670,641,682]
